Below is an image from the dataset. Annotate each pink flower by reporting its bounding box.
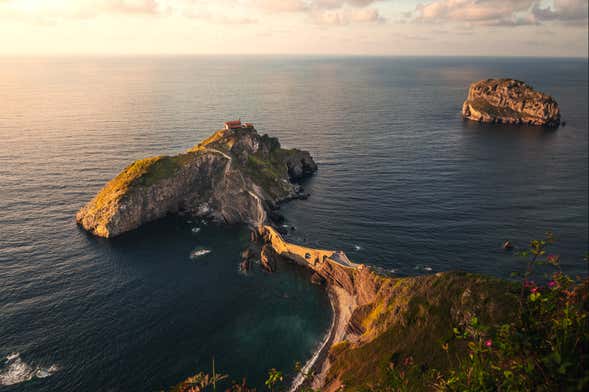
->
[524,280,536,288]
[485,339,493,348]
[548,281,556,288]
[530,287,539,294]
[547,255,560,264]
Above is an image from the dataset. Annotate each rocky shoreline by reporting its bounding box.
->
[257,226,373,390]
[77,121,533,390]
[257,225,518,391]
[308,285,354,390]
[76,126,316,238]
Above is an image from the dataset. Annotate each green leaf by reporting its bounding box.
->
[470,316,479,327]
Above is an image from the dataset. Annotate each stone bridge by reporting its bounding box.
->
[261,226,363,272]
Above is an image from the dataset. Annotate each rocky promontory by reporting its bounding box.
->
[259,226,517,391]
[462,79,561,127]
[76,125,317,238]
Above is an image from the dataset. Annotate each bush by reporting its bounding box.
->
[431,233,589,391]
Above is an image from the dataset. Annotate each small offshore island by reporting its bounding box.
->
[77,117,586,391]
[462,79,561,127]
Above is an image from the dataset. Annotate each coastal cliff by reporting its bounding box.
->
[260,227,516,391]
[76,126,316,238]
[462,79,561,127]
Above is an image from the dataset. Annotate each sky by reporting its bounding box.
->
[0,0,587,57]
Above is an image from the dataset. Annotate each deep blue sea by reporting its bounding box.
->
[0,56,587,391]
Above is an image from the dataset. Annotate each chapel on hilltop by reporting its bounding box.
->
[224,120,254,130]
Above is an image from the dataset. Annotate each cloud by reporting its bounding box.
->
[0,0,388,26]
[101,0,161,14]
[310,7,384,25]
[250,0,383,12]
[249,0,387,25]
[533,0,589,23]
[413,0,536,25]
[411,0,588,26]
[182,6,258,24]
[250,0,308,12]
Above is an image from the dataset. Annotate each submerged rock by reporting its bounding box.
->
[462,79,561,127]
[76,126,317,238]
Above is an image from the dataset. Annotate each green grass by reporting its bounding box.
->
[326,273,518,391]
[241,143,296,199]
[88,152,200,214]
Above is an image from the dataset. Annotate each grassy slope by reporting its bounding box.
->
[326,272,517,391]
[89,152,198,213]
[84,128,306,222]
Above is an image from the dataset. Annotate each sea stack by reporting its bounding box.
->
[462,79,561,127]
[76,122,317,238]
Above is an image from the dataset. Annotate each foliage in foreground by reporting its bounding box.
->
[171,234,588,392]
[382,233,588,391]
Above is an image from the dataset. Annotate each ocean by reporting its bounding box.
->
[0,56,587,390]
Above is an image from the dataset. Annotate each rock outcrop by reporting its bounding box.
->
[259,226,517,392]
[76,126,317,238]
[462,79,561,127]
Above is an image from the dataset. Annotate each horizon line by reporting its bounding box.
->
[0,53,587,59]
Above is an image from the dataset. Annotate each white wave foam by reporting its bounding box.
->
[190,248,211,259]
[191,227,201,234]
[35,365,59,379]
[353,244,361,251]
[0,353,59,386]
[289,292,336,392]
[5,353,19,362]
[414,265,433,272]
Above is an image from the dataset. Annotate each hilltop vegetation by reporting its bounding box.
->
[169,235,588,392]
[76,126,316,238]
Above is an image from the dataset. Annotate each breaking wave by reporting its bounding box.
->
[190,248,212,259]
[0,353,59,386]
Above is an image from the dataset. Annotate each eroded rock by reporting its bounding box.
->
[76,126,317,237]
[462,79,560,127]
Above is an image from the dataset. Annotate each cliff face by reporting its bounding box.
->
[76,127,317,238]
[462,79,560,127]
[260,227,516,392]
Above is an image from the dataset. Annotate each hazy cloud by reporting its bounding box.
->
[412,0,588,26]
[533,0,589,23]
[0,0,387,25]
[249,0,308,12]
[101,0,161,14]
[249,0,384,12]
[248,0,387,25]
[310,7,384,25]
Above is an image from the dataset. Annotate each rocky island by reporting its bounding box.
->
[462,79,561,127]
[76,122,316,237]
[78,121,586,392]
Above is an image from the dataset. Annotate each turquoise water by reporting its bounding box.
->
[0,56,587,390]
